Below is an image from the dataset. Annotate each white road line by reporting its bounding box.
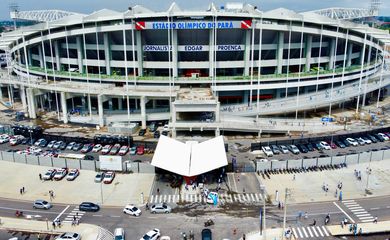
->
[322,226,330,236]
[351,210,367,213]
[316,226,324,237]
[232,173,238,192]
[342,200,356,203]
[110,215,120,218]
[348,206,363,210]
[359,216,374,220]
[344,204,360,207]
[54,205,70,221]
[306,226,313,237]
[255,194,260,202]
[356,213,371,217]
[296,227,303,238]
[386,206,390,209]
[92,214,102,217]
[370,207,379,210]
[333,202,356,223]
[251,194,256,202]
[292,228,299,238]
[301,226,308,238]
[361,219,375,222]
[311,226,318,237]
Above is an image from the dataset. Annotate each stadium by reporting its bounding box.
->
[0,2,389,136]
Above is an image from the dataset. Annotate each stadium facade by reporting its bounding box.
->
[0,3,389,136]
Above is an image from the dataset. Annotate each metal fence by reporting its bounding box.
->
[256,149,390,171]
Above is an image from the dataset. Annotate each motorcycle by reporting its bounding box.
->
[204,219,214,227]
[15,211,23,217]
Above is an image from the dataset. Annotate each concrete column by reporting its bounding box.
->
[136,31,143,77]
[0,86,3,101]
[54,40,61,71]
[140,96,146,129]
[172,29,178,78]
[38,45,44,68]
[277,31,284,74]
[26,88,37,119]
[81,96,86,111]
[27,48,33,66]
[97,94,104,127]
[209,29,215,77]
[305,35,312,72]
[243,91,249,104]
[171,102,176,124]
[76,36,83,74]
[215,127,220,137]
[60,92,68,123]
[328,38,336,70]
[20,85,27,112]
[103,32,111,75]
[347,43,352,68]
[108,98,113,111]
[244,29,251,76]
[359,44,365,65]
[152,99,156,109]
[215,102,220,122]
[118,98,123,110]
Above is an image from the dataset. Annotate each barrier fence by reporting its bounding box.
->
[256,149,390,171]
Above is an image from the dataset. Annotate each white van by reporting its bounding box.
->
[114,228,125,240]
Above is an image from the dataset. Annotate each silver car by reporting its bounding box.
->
[33,199,52,210]
[150,203,172,214]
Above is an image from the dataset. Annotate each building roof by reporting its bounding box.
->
[151,135,228,177]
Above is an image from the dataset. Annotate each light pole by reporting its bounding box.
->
[28,129,33,145]
[281,188,290,240]
[365,165,372,192]
[100,181,104,204]
[260,185,266,240]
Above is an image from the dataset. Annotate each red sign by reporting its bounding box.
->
[135,21,146,30]
[240,20,252,29]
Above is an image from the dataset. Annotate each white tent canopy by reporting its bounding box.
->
[151,135,228,177]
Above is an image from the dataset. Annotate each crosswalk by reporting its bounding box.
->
[62,206,85,224]
[342,200,375,223]
[291,226,330,238]
[148,193,264,204]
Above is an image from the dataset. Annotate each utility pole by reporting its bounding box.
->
[260,185,266,239]
[281,188,290,240]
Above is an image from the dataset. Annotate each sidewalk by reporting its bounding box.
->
[327,220,390,236]
[0,217,100,240]
[238,228,283,240]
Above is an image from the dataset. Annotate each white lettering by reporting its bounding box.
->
[217,45,242,51]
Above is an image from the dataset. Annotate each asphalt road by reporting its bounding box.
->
[1,195,390,239]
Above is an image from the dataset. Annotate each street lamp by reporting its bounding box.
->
[100,180,104,204]
[28,129,33,145]
[259,185,266,239]
[281,188,291,240]
[365,166,372,192]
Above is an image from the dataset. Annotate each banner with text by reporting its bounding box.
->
[135,20,252,30]
[143,45,245,52]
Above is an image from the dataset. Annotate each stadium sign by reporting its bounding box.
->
[143,45,245,52]
[135,20,252,30]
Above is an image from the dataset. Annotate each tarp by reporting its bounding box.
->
[151,135,228,177]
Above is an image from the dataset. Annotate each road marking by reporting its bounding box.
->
[316,226,324,237]
[359,216,374,220]
[292,228,298,238]
[232,173,238,192]
[301,226,308,238]
[54,205,69,221]
[306,226,313,237]
[342,200,355,203]
[370,207,379,210]
[92,214,102,217]
[255,194,260,202]
[348,206,363,210]
[361,219,374,222]
[344,204,360,207]
[110,215,120,218]
[296,227,303,238]
[333,202,355,223]
[322,226,330,236]
[355,213,371,217]
[311,226,318,237]
[351,210,367,213]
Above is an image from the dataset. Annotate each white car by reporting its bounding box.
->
[101,145,112,154]
[54,168,68,180]
[356,137,365,145]
[55,232,81,240]
[66,169,80,181]
[279,145,289,154]
[123,204,142,216]
[346,138,358,146]
[361,137,372,144]
[114,228,125,240]
[163,124,169,131]
[0,134,10,143]
[378,133,389,141]
[47,140,57,148]
[140,229,160,240]
[261,146,273,157]
[43,169,56,180]
[119,145,129,155]
[92,144,102,152]
[103,171,115,184]
[319,141,331,150]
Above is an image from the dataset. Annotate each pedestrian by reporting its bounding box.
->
[278,202,281,209]
[335,189,338,198]
[146,202,149,210]
[349,224,353,232]
[304,212,308,219]
[39,173,42,180]
[359,228,362,235]
[242,233,246,240]
[19,188,22,195]
[311,219,316,226]
[52,221,56,229]
[22,187,25,194]
[341,220,344,228]
[373,216,378,223]
[293,174,296,180]
[237,175,240,182]
[157,188,160,195]
[243,188,245,194]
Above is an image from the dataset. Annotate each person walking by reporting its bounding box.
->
[19,188,22,195]
[373,216,378,223]
[22,187,25,194]
[39,173,42,180]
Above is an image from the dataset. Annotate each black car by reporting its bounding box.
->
[21,138,29,145]
[154,131,160,138]
[374,133,385,142]
[72,143,83,151]
[297,144,308,153]
[201,229,212,240]
[139,129,146,136]
[367,134,378,143]
[341,139,351,147]
[148,122,157,132]
[335,140,346,148]
[161,131,168,136]
[305,143,314,151]
[79,202,100,212]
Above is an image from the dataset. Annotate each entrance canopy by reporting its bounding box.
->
[151,135,228,177]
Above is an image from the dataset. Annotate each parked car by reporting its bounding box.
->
[366,134,378,143]
[270,145,280,155]
[154,131,160,138]
[72,143,83,151]
[47,140,56,148]
[150,203,172,214]
[114,228,125,240]
[335,140,346,148]
[148,122,157,132]
[345,138,358,146]
[55,232,81,240]
[163,125,169,131]
[59,141,67,150]
[319,141,331,150]
[287,145,300,154]
[375,133,386,142]
[161,131,168,136]
[103,171,115,184]
[0,134,10,144]
[137,145,145,155]
[123,204,142,216]
[138,129,146,136]
[81,144,93,153]
[378,133,389,141]
[43,169,57,180]
[10,135,24,146]
[201,229,212,240]
[66,142,76,150]
[327,141,337,149]
[305,143,315,151]
[92,144,103,152]
[341,139,351,147]
[140,229,160,240]
[33,199,52,210]
[54,168,68,180]
[129,146,137,155]
[279,145,289,154]
[362,137,372,144]
[119,145,129,156]
[297,144,308,153]
[110,144,121,155]
[66,169,80,181]
[52,141,62,149]
[34,138,47,147]
[101,145,112,155]
[94,172,105,183]
[79,202,100,212]
[261,146,273,157]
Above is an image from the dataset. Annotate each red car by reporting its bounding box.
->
[327,141,337,149]
[103,171,115,184]
[137,145,145,155]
